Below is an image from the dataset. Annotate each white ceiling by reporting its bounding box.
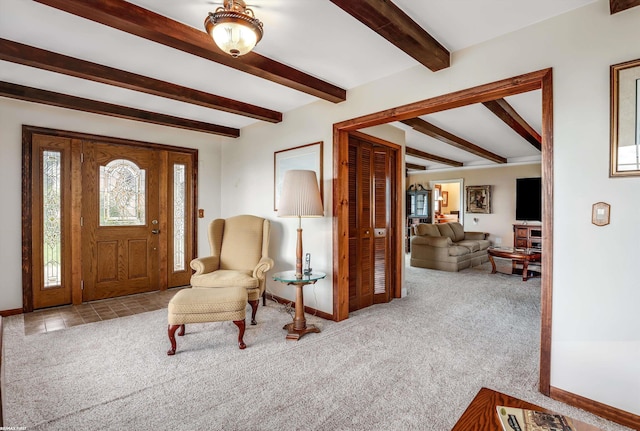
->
[0,0,597,169]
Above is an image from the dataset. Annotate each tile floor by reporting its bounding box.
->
[23,288,185,336]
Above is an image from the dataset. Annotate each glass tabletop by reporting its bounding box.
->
[272,271,326,283]
[488,246,541,256]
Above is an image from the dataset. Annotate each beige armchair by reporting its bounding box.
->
[190,215,274,325]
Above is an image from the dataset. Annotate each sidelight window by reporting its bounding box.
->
[43,150,62,288]
[173,164,186,271]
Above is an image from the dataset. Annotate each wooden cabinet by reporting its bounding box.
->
[513,224,542,249]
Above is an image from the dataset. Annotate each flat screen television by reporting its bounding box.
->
[516,177,542,222]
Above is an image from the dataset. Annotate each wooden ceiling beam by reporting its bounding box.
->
[404,163,427,171]
[0,38,281,123]
[0,81,239,137]
[482,98,541,151]
[405,146,463,167]
[33,0,346,103]
[610,0,640,14]
[402,118,507,164]
[405,162,426,171]
[329,0,449,72]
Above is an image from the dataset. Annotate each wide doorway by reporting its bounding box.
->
[334,69,553,395]
[23,126,197,311]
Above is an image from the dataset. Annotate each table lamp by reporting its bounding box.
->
[277,170,324,278]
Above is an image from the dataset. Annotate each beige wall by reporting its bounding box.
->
[409,163,542,246]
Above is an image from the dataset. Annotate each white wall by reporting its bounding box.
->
[409,163,542,246]
[220,0,640,416]
[0,98,224,310]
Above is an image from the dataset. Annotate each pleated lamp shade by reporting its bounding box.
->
[278,170,323,218]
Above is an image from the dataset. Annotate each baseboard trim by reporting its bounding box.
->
[264,293,334,321]
[550,386,640,430]
[0,308,22,317]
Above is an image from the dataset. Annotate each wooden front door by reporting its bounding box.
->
[81,142,160,301]
[24,128,197,310]
[348,133,396,312]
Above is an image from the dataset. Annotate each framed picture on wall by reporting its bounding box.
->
[274,142,323,211]
[442,191,449,207]
[610,58,640,177]
[465,185,492,214]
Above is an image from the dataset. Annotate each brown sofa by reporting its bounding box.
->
[410,222,490,272]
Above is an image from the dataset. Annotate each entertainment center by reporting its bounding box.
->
[513,224,542,249]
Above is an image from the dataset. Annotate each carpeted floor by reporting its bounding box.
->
[2,262,633,430]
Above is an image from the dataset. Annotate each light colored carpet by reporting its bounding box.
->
[2,262,633,430]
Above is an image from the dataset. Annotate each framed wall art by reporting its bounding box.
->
[442,191,449,207]
[465,185,492,214]
[274,142,323,211]
[610,58,640,177]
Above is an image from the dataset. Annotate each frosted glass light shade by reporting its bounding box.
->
[211,21,259,57]
[278,170,324,218]
[205,2,263,58]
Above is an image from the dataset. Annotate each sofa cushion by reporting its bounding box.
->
[437,222,464,242]
[437,223,465,242]
[448,245,471,257]
[476,239,491,250]
[412,235,452,247]
[455,240,481,252]
[414,223,441,237]
[464,231,487,241]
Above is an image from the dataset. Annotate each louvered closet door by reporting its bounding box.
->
[348,136,394,312]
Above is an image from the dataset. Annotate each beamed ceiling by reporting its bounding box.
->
[0,0,636,171]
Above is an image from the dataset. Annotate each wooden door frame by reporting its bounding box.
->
[333,69,553,395]
[21,125,199,312]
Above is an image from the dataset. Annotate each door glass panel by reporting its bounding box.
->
[173,164,186,271]
[43,150,62,288]
[99,159,146,226]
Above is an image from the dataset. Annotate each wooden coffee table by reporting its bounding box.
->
[488,247,541,281]
[451,387,604,431]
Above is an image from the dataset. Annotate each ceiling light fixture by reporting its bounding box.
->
[204,0,264,58]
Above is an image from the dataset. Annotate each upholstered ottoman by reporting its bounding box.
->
[167,286,248,355]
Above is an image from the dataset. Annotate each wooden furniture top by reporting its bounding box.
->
[451,387,604,431]
[488,247,541,261]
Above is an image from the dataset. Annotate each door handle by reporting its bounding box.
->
[151,229,160,234]
[374,228,386,237]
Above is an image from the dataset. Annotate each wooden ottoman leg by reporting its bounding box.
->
[249,300,259,325]
[233,319,247,350]
[167,324,183,356]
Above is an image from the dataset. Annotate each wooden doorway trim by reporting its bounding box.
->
[332,68,553,395]
[22,125,199,312]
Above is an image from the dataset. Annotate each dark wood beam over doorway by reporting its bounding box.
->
[401,118,507,164]
[482,98,541,151]
[405,146,463,167]
[0,38,282,124]
[329,0,450,72]
[33,0,347,103]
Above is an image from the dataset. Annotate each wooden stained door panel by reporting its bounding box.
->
[348,135,395,312]
[82,142,160,301]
